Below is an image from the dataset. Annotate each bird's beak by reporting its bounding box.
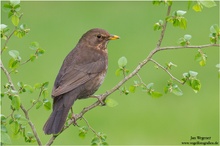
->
[108,35,120,40]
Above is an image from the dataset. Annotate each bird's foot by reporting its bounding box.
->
[70,113,79,127]
[91,95,106,106]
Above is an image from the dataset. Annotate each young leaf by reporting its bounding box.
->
[10,0,20,6]
[172,84,183,96]
[189,70,198,77]
[147,83,154,89]
[1,132,12,144]
[115,68,122,76]
[191,79,201,93]
[11,15,19,26]
[184,34,192,41]
[151,91,163,98]
[129,85,136,93]
[35,101,43,109]
[11,95,20,110]
[176,10,186,16]
[79,126,88,139]
[105,98,118,107]
[43,99,51,110]
[193,3,202,12]
[200,0,216,8]
[29,42,39,50]
[8,50,20,59]
[118,56,127,68]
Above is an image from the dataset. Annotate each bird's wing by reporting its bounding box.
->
[52,60,107,97]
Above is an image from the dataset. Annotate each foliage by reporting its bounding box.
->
[1,0,49,145]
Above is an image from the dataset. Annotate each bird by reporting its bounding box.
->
[43,28,119,135]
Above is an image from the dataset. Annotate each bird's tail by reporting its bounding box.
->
[43,91,78,135]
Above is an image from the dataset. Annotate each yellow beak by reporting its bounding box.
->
[108,35,120,40]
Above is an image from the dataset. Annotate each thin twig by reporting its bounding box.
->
[82,116,100,138]
[27,87,43,112]
[150,59,184,84]
[159,44,220,51]
[156,5,172,49]
[1,14,23,54]
[20,105,42,146]
[136,73,148,87]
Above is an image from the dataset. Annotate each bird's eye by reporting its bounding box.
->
[97,34,102,39]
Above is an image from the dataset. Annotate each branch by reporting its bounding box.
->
[150,59,184,84]
[1,14,23,54]
[20,105,42,145]
[82,116,100,138]
[159,44,219,51]
[1,59,42,146]
[156,5,172,48]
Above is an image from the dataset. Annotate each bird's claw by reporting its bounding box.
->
[71,113,79,127]
[91,95,106,106]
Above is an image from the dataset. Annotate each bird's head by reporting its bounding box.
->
[79,28,120,50]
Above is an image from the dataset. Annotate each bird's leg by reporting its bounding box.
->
[70,108,79,127]
[90,95,106,106]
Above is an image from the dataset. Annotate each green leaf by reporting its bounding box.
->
[36,48,45,56]
[34,83,42,89]
[43,99,51,110]
[35,101,43,109]
[17,81,24,88]
[176,10,186,16]
[191,79,201,93]
[172,84,183,96]
[14,114,21,119]
[129,85,136,93]
[193,3,202,12]
[180,18,187,29]
[1,115,7,123]
[8,58,20,69]
[153,20,163,31]
[0,24,8,30]
[10,0,20,6]
[42,82,49,88]
[29,42,39,50]
[184,34,192,41]
[115,68,122,76]
[42,89,49,98]
[200,0,216,8]
[1,132,12,144]
[216,64,220,69]
[189,71,198,77]
[11,15,19,26]
[23,84,34,93]
[199,59,206,66]
[105,98,118,107]
[10,121,19,134]
[11,95,20,110]
[79,126,88,139]
[30,54,37,62]
[166,62,177,69]
[118,56,127,68]
[151,91,163,98]
[210,24,219,33]
[17,116,28,125]
[147,83,154,89]
[9,50,19,59]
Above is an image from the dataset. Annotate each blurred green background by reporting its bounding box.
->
[1,1,219,145]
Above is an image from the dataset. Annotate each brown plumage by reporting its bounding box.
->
[43,28,119,135]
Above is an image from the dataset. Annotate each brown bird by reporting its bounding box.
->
[43,28,119,135]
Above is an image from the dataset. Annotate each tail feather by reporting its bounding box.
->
[43,92,77,135]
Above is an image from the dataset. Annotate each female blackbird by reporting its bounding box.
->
[43,28,119,135]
